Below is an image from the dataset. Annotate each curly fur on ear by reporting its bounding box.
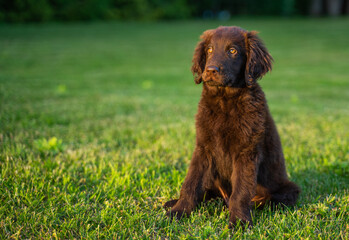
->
[191,30,213,84]
[245,31,273,87]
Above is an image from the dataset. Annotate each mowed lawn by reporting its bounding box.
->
[0,18,348,239]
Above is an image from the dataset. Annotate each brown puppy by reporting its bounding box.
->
[164,26,300,228]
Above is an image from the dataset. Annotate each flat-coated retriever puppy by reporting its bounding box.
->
[164,26,300,228]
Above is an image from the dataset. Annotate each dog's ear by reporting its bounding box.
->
[245,31,273,87]
[191,30,213,84]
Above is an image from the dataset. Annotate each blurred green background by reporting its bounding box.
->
[1,0,349,22]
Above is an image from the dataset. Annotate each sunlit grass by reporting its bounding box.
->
[0,18,348,239]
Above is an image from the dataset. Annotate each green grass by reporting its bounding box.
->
[0,18,348,239]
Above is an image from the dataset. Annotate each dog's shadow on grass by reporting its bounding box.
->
[291,167,348,204]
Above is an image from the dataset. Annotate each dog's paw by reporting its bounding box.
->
[164,199,193,220]
[166,209,188,220]
[163,199,178,209]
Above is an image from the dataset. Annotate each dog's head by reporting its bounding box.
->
[191,26,273,88]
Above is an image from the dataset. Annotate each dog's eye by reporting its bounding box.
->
[229,48,237,55]
[207,47,213,54]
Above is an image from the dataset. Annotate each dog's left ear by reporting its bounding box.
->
[191,30,214,84]
[245,31,273,87]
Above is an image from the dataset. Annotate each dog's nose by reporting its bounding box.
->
[206,65,220,74]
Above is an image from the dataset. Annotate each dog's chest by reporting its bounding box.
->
[206,106,245,146]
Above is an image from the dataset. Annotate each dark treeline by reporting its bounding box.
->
[0,0,348,22]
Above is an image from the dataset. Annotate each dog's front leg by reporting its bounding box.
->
[166,147,207,219]
[228,153,257,228]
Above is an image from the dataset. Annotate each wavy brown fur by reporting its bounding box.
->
[164,26,300,229]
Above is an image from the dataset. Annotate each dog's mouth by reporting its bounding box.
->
[203,74,226,87]
[204,80,224,87]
